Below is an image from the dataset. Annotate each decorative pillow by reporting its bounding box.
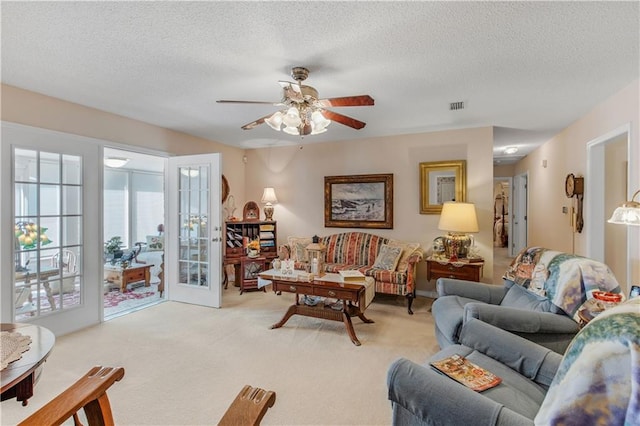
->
[287,236,312,262]
[146,235,164,251]
[386,240,421,273]
[372,244,403,271]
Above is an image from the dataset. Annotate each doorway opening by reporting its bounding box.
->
[103,148,166,319]
[586,125,631,292]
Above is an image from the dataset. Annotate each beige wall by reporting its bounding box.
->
[493,164,515,177]
[514,80,639,292]
[1,84,247,200]
[243,127,495,293]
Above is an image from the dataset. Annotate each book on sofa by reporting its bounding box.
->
[338,270,366,281]
[430,354,501,392]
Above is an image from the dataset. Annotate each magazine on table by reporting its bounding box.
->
[430,354,501,392]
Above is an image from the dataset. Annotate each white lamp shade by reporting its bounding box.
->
[608,205,640,226]
[438,202,479,233]
[607,190,640,226]
[311,110,330,128]
[282,125,299,135]
[261,187,278,204]
[283,107,302,127]
[265,111,283,131]
[104,157,129,168]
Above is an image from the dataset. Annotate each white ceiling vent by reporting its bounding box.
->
[450,101,465,111]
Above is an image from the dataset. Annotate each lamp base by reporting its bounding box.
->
[264,204,274,221]
[442,232,472,261]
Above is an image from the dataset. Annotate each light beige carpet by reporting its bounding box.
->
[1,288,439,425]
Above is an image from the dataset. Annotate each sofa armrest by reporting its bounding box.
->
[459,319,562,387]
[404,251,423,294]
[463,304,580,334]
[387,358,530,425]
[437,278,507,304]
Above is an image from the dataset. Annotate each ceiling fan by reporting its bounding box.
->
[217,67,374,136]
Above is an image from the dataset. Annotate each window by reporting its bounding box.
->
[104,169,164,249]
[14,149,83,319]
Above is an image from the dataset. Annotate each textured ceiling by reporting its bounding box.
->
[2,2,638,164]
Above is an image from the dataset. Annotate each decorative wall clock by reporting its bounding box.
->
[565,173,584,233]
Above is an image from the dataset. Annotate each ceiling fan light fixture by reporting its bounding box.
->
[282,125,299,135]
[311,110,330,129]
[265,111,284,131]
[283,106,302,128]
[310,126,327,135]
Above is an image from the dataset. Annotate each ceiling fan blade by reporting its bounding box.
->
[240,114,274,130]
[278,81,300,92]
[321,110,367,130]
[317,95,374,108]
[217,100,282,106]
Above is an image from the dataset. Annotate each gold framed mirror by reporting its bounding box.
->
[419,160,466,214]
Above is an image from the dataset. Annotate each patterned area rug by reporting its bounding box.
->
[14,284,162,321]
[104,290,156,308]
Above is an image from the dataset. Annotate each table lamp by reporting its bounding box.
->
[438,202,479,261]
[261,187,278,221]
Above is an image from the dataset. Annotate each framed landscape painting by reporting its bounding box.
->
[324,173,393,229]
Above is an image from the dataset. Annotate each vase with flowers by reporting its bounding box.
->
[247,239,260,258]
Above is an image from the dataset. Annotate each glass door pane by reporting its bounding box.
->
[14,149,83,320]
[178,166,209,287]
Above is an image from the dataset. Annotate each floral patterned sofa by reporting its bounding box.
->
[283,232,423,314]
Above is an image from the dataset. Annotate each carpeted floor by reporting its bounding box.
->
[1,287,439,425]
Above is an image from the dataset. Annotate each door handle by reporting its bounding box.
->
[211,237,220,242]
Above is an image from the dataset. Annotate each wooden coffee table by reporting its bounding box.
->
[259,270,374,346]
[104,263,152,293]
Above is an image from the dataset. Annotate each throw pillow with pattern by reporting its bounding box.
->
[287,236,313,262]
[372,244,403,271]
[386,240,421,273]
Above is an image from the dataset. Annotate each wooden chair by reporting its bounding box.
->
[218,385,276,426]
[18,366,125,426]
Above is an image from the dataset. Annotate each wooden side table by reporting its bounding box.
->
[240,256,267,294]
[104,263,152,292]
[425,258,484,282]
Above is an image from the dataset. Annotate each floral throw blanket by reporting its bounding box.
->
[503,247,622,319]
[535,298,640,425]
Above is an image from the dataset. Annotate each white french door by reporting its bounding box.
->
[166,154,222,307]
[1,123,102,335]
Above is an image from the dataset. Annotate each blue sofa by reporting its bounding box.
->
[388,298,639,425]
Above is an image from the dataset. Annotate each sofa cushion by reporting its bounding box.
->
[501,283,557,313]
[385,240,421,273]
[322,232,388,266]
[372,244,403,271]
[360,266,406,285]
[287,236,312,262]
[428,345,547,419]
